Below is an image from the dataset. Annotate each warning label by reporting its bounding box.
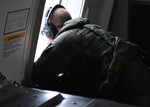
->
[3,32,25,58]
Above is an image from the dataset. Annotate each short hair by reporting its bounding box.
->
[48,4,66,22]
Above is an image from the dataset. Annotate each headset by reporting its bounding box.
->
[41,4,65,39]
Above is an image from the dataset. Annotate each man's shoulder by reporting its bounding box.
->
[56,18,89,36]
[64,17,89,25]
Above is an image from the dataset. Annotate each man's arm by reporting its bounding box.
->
[31,32,81,89]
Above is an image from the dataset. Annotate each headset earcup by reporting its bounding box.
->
[42,23,58,39]
[48,23,58,39]
[42,24,54,39]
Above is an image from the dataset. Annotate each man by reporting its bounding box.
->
[31,5,150,107]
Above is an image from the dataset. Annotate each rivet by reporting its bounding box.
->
[72,101,78,105]
[33,94,38,97]
[16,103,22,107]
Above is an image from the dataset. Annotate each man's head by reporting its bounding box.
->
[42,4,72,42]
[48,5,72,31]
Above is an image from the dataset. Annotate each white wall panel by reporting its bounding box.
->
[0,0,45,83]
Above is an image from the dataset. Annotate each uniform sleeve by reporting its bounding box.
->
[31,31,81,87]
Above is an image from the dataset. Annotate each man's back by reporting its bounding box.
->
[31,18,150,106]
[32,18,108,96]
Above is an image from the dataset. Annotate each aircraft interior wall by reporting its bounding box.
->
[0,0,45,85]
[82,0,115,30]
[1,0,150,89]
[0,0,150,106]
